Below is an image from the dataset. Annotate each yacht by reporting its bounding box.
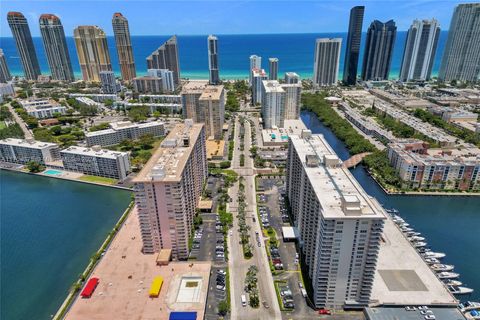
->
[425,258,441,264]
[431,264,455,272]
[437,272,460,279]
[423,251,446,259]
[464,310,480,320]
[448,286,474,295]
[401,227,414,232]
[409,236,426,242]
[443,279,462,286]
[413,241,428,248]
[459,301,480,312]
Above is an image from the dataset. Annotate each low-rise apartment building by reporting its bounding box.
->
[61,145,131,180]
[133,121,207,259]
[387,139,480,191]
[286,130,385,310]
[0,138,60,164]
[21,99,67,119]
[86,121,165,146]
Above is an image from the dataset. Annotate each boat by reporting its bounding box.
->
[401,227,414,232]
[448,285,474,295]
[417,247,432,254]
[413,241,428,247]
[437,272,460,279]
[443,279,462,286]
[431,264,455,272]
[425,258,441,264]
[423,251,446,259]
[409,236,426,242]
[459,301,480,312]
[465,310,480,320]
[387,208,399,214]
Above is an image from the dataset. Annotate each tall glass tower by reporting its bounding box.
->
[343,6,364,85]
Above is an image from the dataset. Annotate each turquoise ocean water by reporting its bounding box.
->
[0,170,131,320]
[0,32,447,80]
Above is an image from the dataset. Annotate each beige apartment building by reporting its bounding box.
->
[133,120,207,259]
[73,26,112,82]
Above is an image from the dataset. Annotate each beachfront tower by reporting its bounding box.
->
[7,12,41,80]
[39,14,74,82]
[112,13,136,81]
[73,26,112,82]
[439,3,480,82]
[208,35,220,85]
[0,49,12,83]
[399,19,440,82]
[147,36,180,87]
[361,20,397,81]
[343,6,365,85]
[313,38,342,87]
[249,55,262,85]
[269,57,279,80]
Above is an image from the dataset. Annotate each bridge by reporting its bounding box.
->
[343,152,372,169]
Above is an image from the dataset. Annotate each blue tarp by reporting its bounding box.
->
[471,310,479,316]
[169,311,197,320]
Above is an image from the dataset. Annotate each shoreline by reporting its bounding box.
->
[0,166,133,191]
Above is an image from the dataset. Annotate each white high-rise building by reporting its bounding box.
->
[399,19,440,82]
[85,121,165,147]
[261,80,286,129]
[286,131,385,310]
[281,83,302,120]
[249,55,262,85]
[439,3,480,82]
[0,138,60,164]
[148,69,175,92]
[133,121,207,259]
[284,72,300,84]
[198,85,225,140]
[251,69,268,105]
[313,38,342,87]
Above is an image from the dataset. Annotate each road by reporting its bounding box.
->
[228,114,281,320]
[6,103,33,138]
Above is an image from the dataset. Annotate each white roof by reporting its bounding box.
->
[0,138,58,149]
[281,226,297,239]
[60,146,127,159]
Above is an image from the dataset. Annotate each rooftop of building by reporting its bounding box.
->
[290,132,386,220]
[64,207,211,320]
[181,80,209,94]
[199,85,224,100]
[262,80,285,93]
[86,121,164,137]
[0,138,58,149]
[371,216,457,307]
[365,307,465,320]
[133,120,203,183]
[61,145,128,159]
[205,139,225,160]
[252,69,267,77]
[262,119,307,145]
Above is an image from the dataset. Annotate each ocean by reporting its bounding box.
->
[0,171,132,320]
[0,31,447,81]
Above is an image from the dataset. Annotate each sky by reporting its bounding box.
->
[0,0,473,37]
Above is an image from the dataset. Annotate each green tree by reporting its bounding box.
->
[218,300,229,316]
[128,105,150,122]
[26,161,45,173]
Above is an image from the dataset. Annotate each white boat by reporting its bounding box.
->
[425,258,441,264]
[437,272,460,279]
[443,279,462,286]
[460,301,480,312]
[431,264,455,272]
[409,236,426,241]
[401,227,414,232]
[413,241,428,247]
[448,285,474,295]
[423,251,446,259]
[465,310,480,320]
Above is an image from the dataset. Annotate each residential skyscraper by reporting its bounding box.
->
[73,26,112,82]
[112,13,136,81]
[0,49,12,83]
[284,72,300,84]
[269,58,279,80]
[208,35,220,85]
[199,85,225,140]
[343,6,365,85]
[147,36,180,87]
[249,55,262,85]
[251,69,268,105]
[439,3,480,82]
[313,38,342,87]
[39,14,74,82]
[399,19,440,82]
[147,69,175,92]
[261,80,286,129]
[7,12,41,80]
[99,71,119,94]
[286,131,385,310]
[281,83,302,120]
[133,120,207,259]
[362,20,397,81]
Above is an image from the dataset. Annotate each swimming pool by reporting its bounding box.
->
[43,169,63,176]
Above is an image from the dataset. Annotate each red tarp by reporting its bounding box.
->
[81,277,99,298]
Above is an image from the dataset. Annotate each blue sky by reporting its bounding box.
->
[0,0,472,37]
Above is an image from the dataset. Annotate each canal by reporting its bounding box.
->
[301,111,480,301]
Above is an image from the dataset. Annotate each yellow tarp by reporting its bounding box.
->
[149,276,163,297]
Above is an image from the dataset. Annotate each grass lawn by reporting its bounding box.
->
[79,175,118,185]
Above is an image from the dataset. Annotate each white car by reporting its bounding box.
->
[424,315,436,320]
[405,306,416,311]
[421,310,433,315]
